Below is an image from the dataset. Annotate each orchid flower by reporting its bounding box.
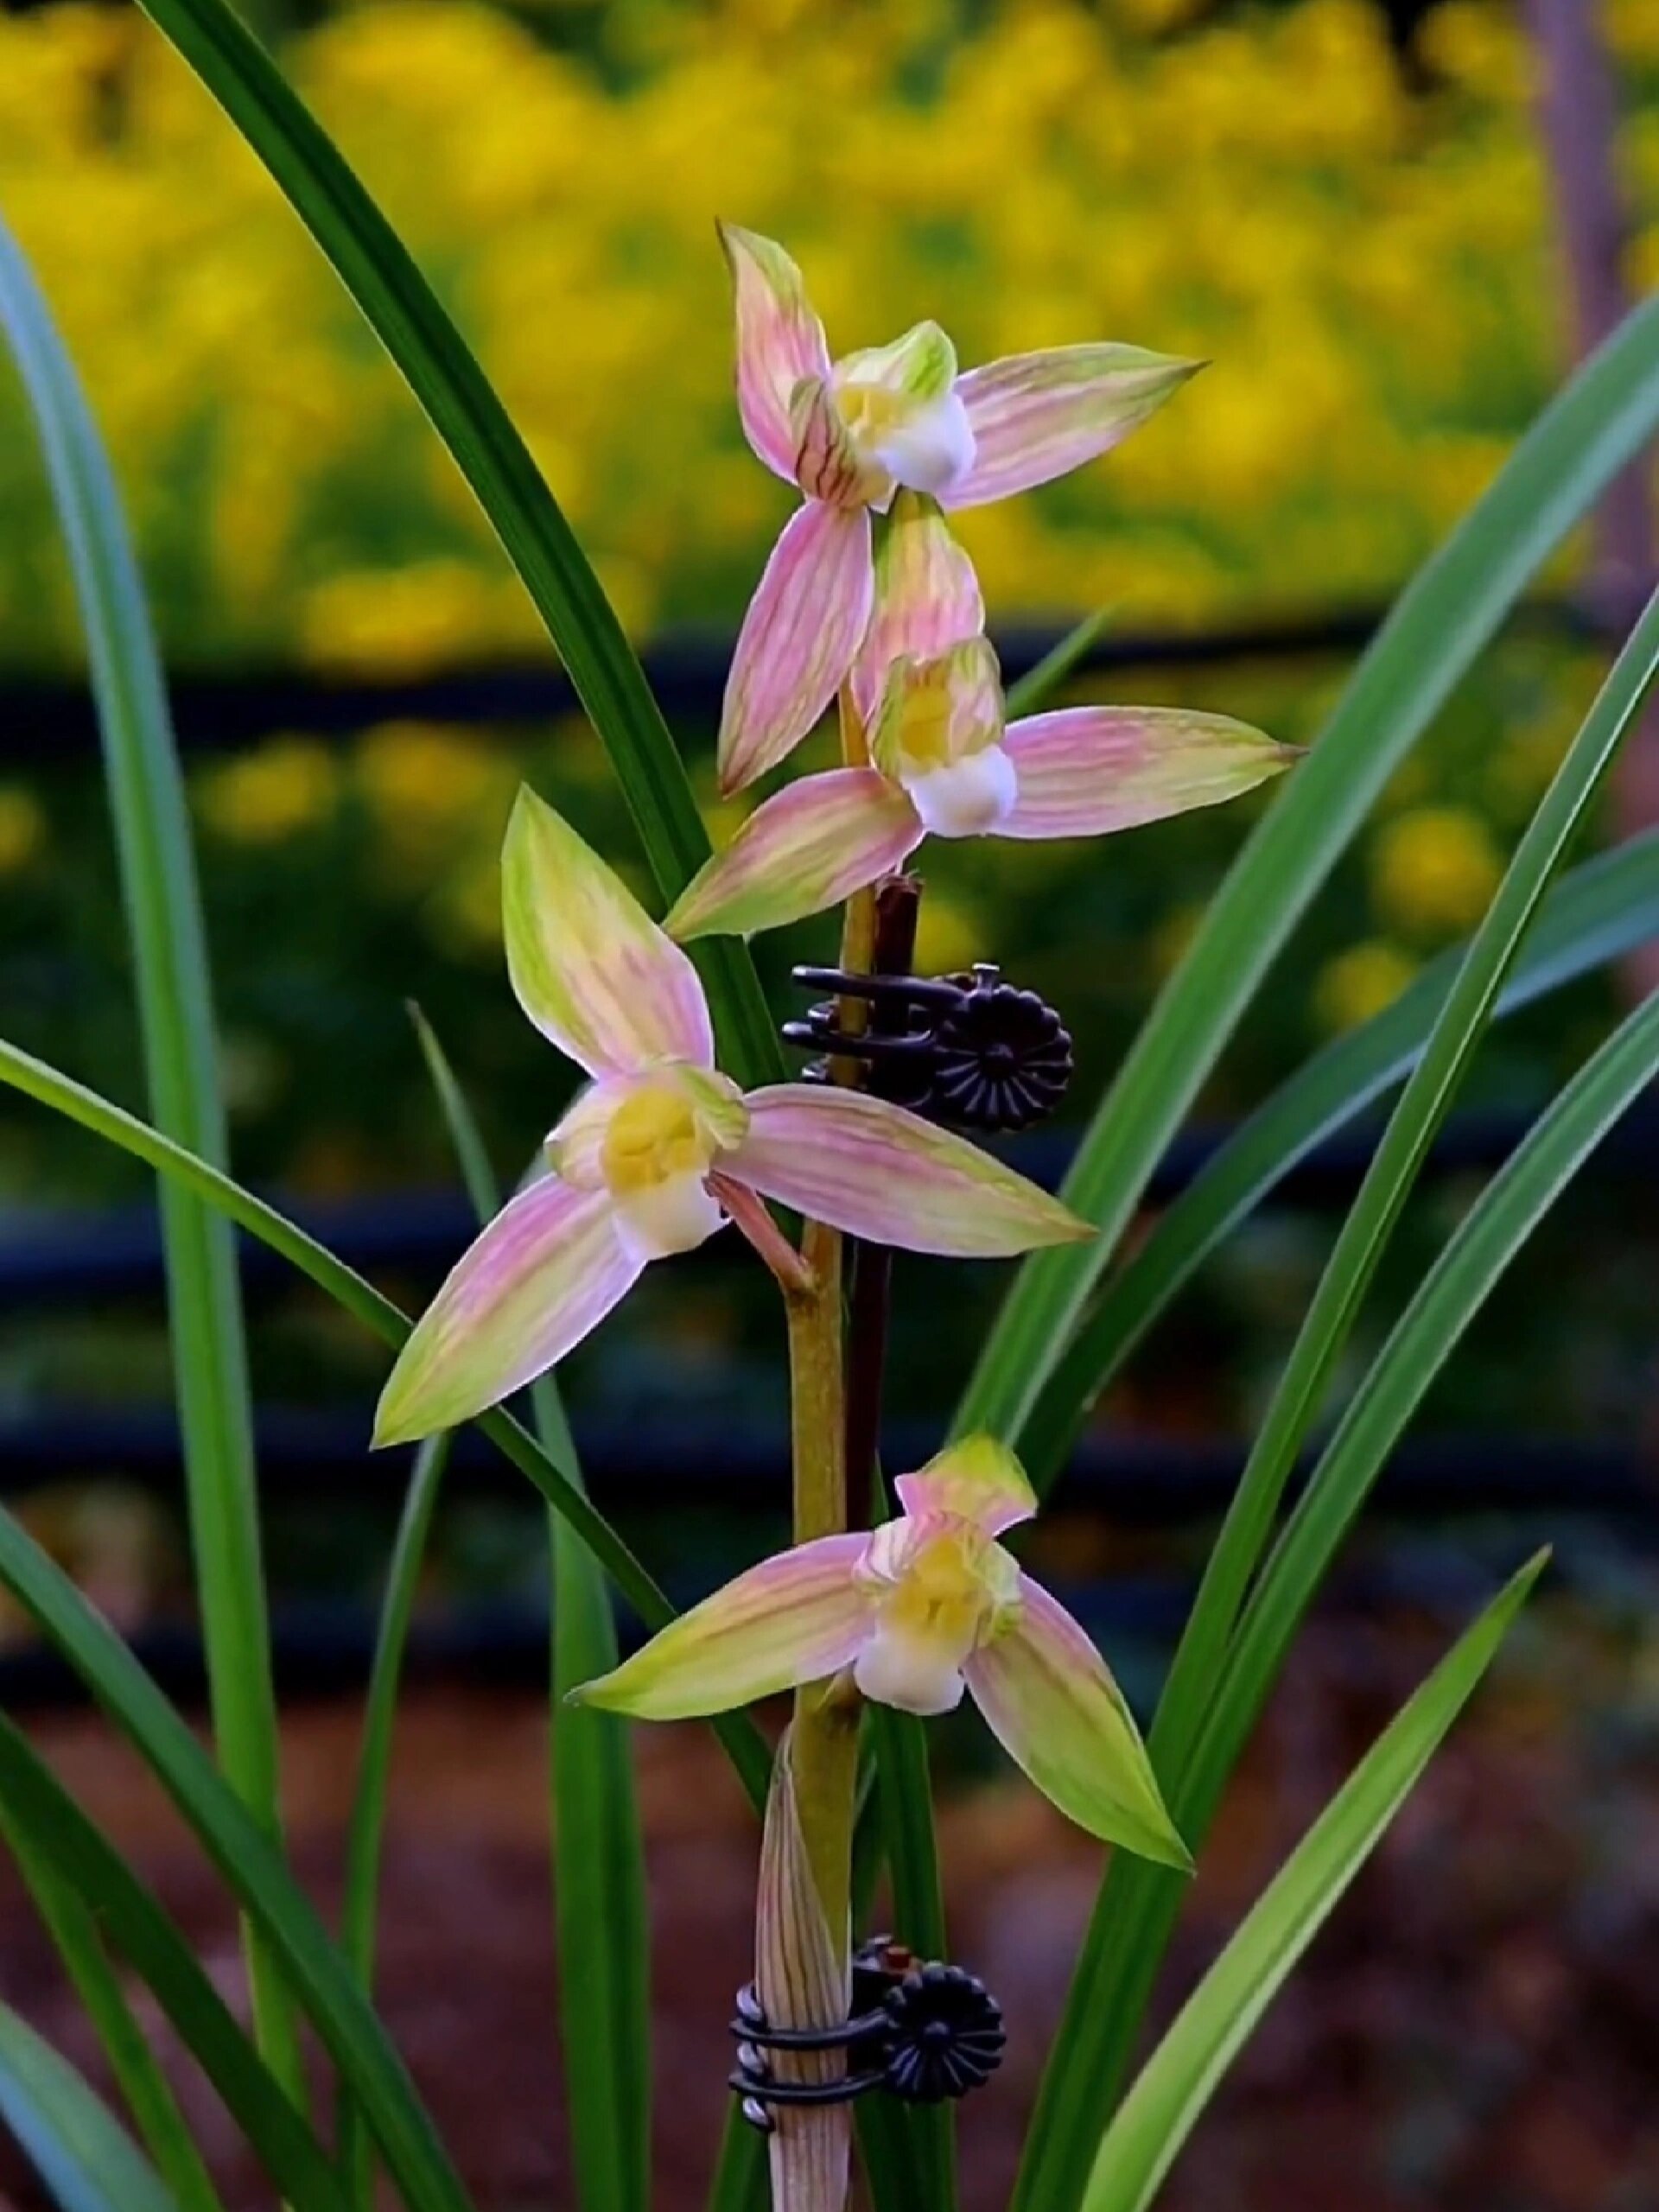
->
[717,223,1201,794]
[574,1434,1191,1869]
[373,790,1090,1446]
[670,494,1299,942]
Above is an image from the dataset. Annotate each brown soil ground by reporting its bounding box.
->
[2,1598,1656,2211]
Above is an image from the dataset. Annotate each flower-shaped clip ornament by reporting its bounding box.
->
[373,791,1090,1446]
[670,495,1299,941]
[575,1435,1191,1869]
[717,224,1203,795]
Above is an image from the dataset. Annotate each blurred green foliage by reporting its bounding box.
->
[1,0,1654,1460]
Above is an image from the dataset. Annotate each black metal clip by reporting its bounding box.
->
[730,1936,1006,2131]
[782,963,1072,1133]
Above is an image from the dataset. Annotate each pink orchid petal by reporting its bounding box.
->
[373,1177,641,1446]
[667,769,922,940]
[571,1534,871,1719]
[1000,708,1297,841]
[503,786,715,1075]
[719,502,874,794]
[943,346,1201,510]
[756,1732,853,2212]
[729,1088,1092,1258]
[720,224,832,482]
[850,492,986,724]
[964,1573,1191,1866]
[894,1433,1038,1535]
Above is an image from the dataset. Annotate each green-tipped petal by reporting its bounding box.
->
[571,1534,872,1719]
[719,223,832,483]
[895,1434,1039,1535]
[944,345,1201,510]
[502,785,714,1075]
[373,1176,641,1446]
[851,491,986,723]
[1000,708,1299,841]
[833,321,974,494]
[965,1574,1192,1866]
[667,769,922,940]
[836,319,959,404]
[729,1087,1094,1258]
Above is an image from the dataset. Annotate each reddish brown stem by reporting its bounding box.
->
[844,874,922,1529]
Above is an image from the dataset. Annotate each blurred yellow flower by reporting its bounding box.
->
[0,0,1628,672]
[1314,940,1419,1033]
[354,721,518,862]
[0,787,47,874]
[1370,804,1504,938]
[195,738,339,845]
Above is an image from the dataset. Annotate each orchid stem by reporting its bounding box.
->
[844,874,922,1531]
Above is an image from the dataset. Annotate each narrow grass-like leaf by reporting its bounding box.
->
[0,1806,223,2212]
[1020,824,1659,1491]
[856,1706,954,2212]
[0,1546,472,2212]
[1014,985,1659,2211]
[127,0,779,1091]
[0,1029,772,1810]
[1077,1553,1548,2212]
[0,212,299,2099]
[1150,590,1658,1840]
[1015,589,1659,2212]
[703,2106,770,2212]
[958,293,1659,1446]
[1004,608,1115,719]
[337,1429,450,2211]
[0,2001,179,2212]
[0,1719,356,2212]
[414,1005,651,2212]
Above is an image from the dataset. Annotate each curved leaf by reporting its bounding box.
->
[959,293,1659,1447]
[0,213,298,2098]
[127,0,781,1090]
[1019,826,1659,1491]
[1078,1554,1547,2212]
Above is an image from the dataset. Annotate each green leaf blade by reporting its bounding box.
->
[0,211,299,2100]
[0,2002,181,2212]
[1019,825,1659,1493]
[959,292,1659,1449]
[1077,1553,1548,2212]
[127,0,780,1091]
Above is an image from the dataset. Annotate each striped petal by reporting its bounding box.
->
[850,492,986,724]
[894,1433,1038,1536]
[964,1574,1192,1866]
[1000,708,1297,841]
[719,501,874,794]
[570,1535,872,1719]
[943,345,1201,510]
[719,223,831,481]
[729,1088,1092,1257]
[373,1177,641,1446]
[503,785,714,1074]
[756,1732,853,2212]
[666,770,922,940]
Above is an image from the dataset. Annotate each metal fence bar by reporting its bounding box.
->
[3,1405,1654,1524]
[4,1099,1655,1311]
[0,600,1605,766]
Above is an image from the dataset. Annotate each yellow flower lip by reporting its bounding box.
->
[600,1078,714,1198]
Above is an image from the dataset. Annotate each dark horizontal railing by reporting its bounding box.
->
[7,1100,1656,1311]
[1,599,1604,766]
